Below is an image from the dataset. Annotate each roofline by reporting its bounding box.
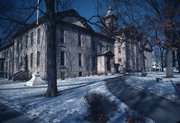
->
[59,21,114,42]
[0,42,14,52]
[12,9,93,39]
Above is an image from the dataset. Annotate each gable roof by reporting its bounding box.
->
[97,50,114,57]
[56,9,92,30]
[13,9,93,38]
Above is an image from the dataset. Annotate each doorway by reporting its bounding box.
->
[107,58,111,71]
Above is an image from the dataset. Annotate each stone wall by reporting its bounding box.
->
[0,45,14,78]
[114,37,152,72]
[13,24,47,79]
[56,24,93,78]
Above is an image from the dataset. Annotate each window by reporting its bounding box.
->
[20,56,23,67]
[118,58,122,63]
[0,62,3,71]
[30,53,33,67]
[37,28,41,44]
[78,53,83,67]
[60,51,65,66]
[118,46,121,53]
[60,72,65,79]
[30,32,33,46]
[79,72,82,77]
[78,33,82,46]
[25,35,28,48]
[37,51,40,66]
[16,57,19,69]
[60,28,64,43]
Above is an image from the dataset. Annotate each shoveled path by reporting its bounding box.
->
[105,77,180,123]
[0,103,34,123]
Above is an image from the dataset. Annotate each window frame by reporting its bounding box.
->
[60,51,65,66]
[78,53,83,67]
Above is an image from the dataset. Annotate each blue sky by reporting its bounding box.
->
[39,0,107,20]
[36,0,108,22]
[73,0,99,19]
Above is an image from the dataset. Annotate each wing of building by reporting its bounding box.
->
[0,8,152,80]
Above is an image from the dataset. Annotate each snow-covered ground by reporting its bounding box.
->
[125,72,180,104]
[0,74,154,123]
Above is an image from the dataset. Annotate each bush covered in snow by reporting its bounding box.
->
[125,110,146,123]
[84,92,117,123]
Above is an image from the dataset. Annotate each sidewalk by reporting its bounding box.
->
[0,103,34,123]
[105,77,180,123]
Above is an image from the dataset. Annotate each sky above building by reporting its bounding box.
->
[73,0,99,19]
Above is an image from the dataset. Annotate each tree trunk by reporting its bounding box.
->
[45,0,58,97]
[141,51,146,76]
[172,51,176,67]
[166,48,173,77]
[177,50,180,73]
[160,52,164,72]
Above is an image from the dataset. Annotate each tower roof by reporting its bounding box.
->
[104,7,118,19]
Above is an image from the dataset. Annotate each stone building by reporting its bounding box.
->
[103,7,152,72]
[0,10,114,80]
[0,8,152,80]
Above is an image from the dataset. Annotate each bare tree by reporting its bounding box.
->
[91,0,153,75]
[93,0,179,76]
[144,0,180,77]
[0,0,74,97]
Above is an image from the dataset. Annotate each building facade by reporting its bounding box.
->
[103,7,152,73]
[0,10,114,79]
[0,8,152,80]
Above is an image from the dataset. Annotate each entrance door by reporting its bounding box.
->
[107,58,111,71]
[24,55,28,70]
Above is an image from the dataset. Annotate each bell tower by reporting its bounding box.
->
[104,7,118,31]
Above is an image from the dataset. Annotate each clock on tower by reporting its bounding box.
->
[104,7,118,31]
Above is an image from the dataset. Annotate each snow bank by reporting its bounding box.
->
[0,74,154,123]
[125,72,180,103]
